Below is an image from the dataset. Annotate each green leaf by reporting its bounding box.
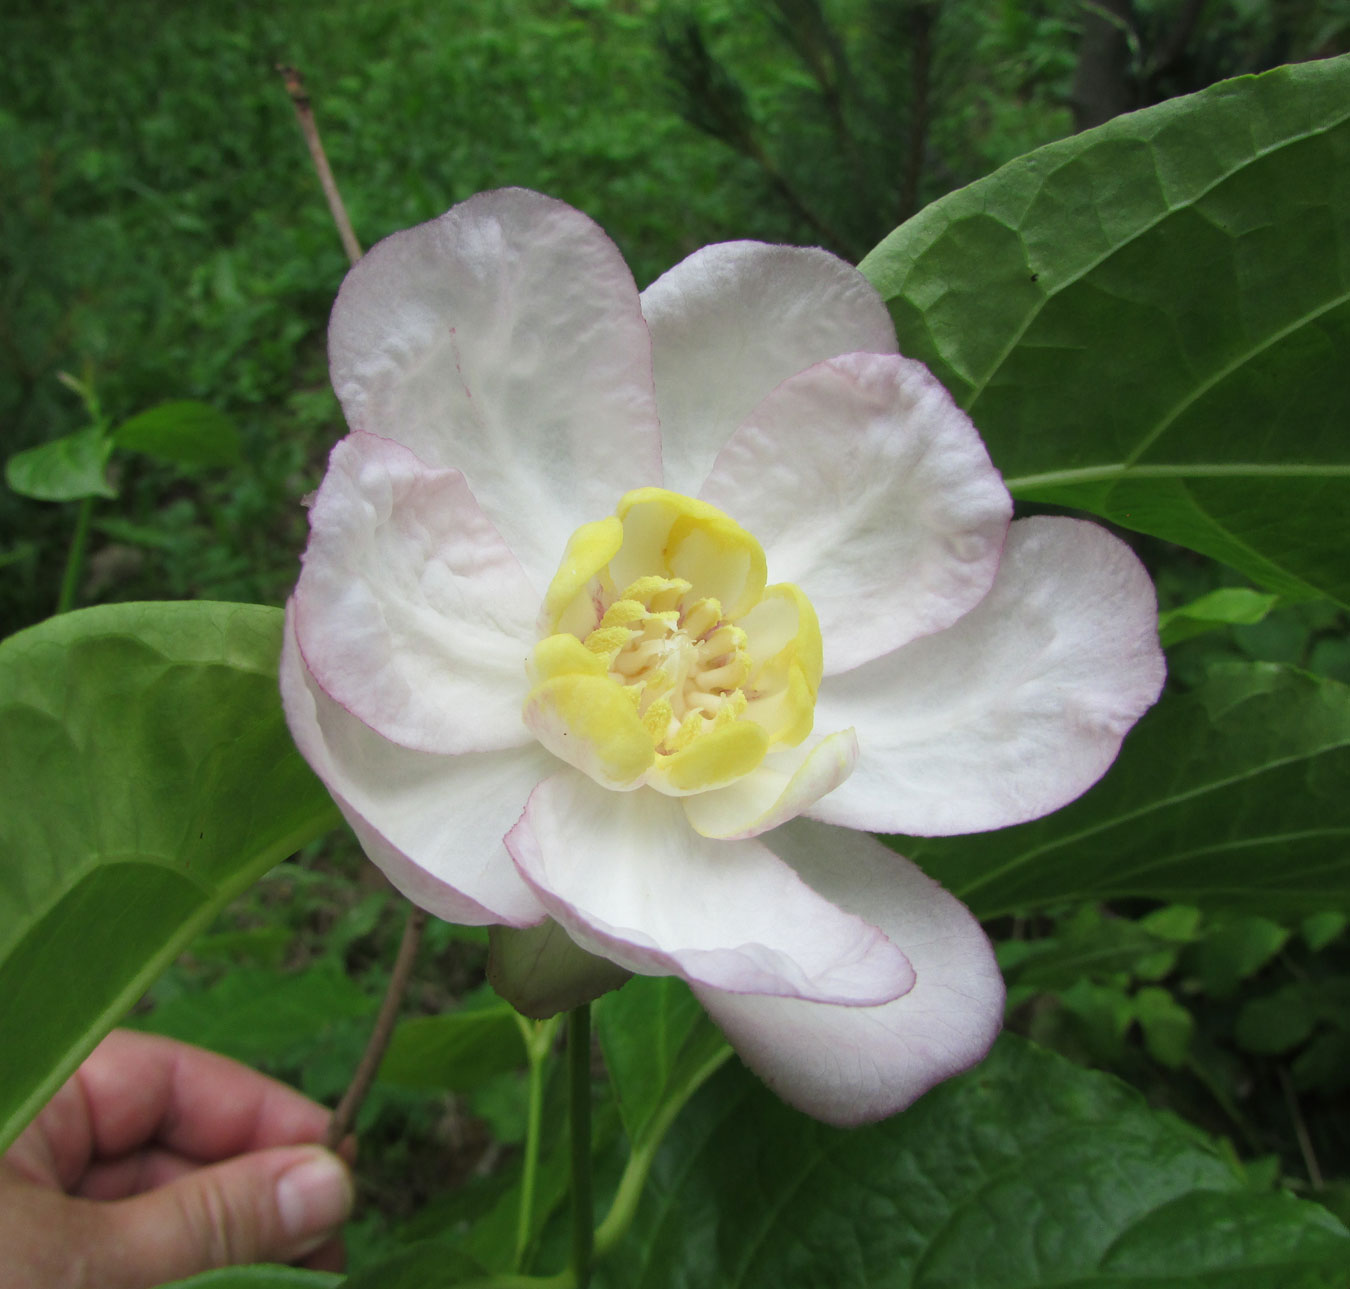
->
[5,425,116,501]
[154,1268,340,1289]
[1159,587,1281,648]
[379,988,526,1093]
[0,602,339,1154]
[860,56,1350,606]
[111,399,244,467]
[128,964,375,1066]
[1189,915,1290,998]
[338,1239,489,1288]
[595,975,727,1147]
[889,663,1350,919]
[1133,985,1194,1068]
[599,1036,1350,1289]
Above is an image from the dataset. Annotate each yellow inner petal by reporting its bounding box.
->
[527,488,818,795]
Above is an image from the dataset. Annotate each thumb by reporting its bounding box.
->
[100,1145,354,1287]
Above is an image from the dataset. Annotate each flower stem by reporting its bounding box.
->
[567,1003,594,1289]
[55,495,94,615]
[512,1013,562,1271]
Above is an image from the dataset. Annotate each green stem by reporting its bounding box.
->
[567,1004,594,1289]
[56,495,94,615]
[512,1013,561,1272]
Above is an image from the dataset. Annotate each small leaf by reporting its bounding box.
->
[1189,915,1290,998]
[1235,985,1318,1054]
[5,425,116,501]
[111,399,243,467]
[1158,587,1281,647]
[1134,986,1194,1068]
[0,602,339,1154]
[379,988,526,1093]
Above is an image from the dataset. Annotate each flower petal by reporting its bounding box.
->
[293,432,537,756]
[281,606,549,927]
[329,188,662,585]
[702,353,1012,673]
[682,728,858,840]
[505,771,915,1005]
[695,820,1004,1126]
[641,242,898,497]
[809,517,1166,835]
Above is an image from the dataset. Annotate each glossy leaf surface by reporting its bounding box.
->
[861,56,1350,606]
[0,602,338,1153]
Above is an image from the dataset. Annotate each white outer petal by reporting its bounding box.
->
[329,189,662,585]
[641,241,898,497]
[696,820,1004,1126]
[281,605,549,927]
[809,517,1167,836]
[505,771,915,1006]
[702,353,1012,673]
[293,432,537,756]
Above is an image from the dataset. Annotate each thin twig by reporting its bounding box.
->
[325,905,428,1149]
[1277,1064,1323,1190]
[277,64,363,267]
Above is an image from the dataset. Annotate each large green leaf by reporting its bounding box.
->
[0,602,339,1153]
[599,1036,1350,1289]
[890,662,1350,919]
[860,56,1350,606]
[595,975,727,1147]
[156,1270,339,1289]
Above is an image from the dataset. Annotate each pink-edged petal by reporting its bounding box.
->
[809,517,1166,836]
[329,189,662,585]
[682,728,858,840]
[505,771,914,1005]
[702,353,1012,673]
[281,605,549,927]
[293,432,536,756]
[640,242,898,497]
[695,819,1004,1126]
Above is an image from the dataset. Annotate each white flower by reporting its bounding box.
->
[281,190,1165,1125]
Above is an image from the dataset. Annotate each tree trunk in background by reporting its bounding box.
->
[1071,0,1138,131]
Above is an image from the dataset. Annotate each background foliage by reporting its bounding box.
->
[4,1,1350,1284]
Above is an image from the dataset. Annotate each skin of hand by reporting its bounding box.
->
[0,1029,356,1289]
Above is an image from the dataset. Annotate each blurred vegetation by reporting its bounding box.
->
[5,0,1349,1270]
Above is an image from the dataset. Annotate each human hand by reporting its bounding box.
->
[0,1029,355,1289]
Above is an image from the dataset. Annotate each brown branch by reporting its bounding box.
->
[277,64,363,267]
[325,905,428,1149]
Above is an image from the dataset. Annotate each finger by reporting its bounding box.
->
[96,1144,354,1287]
[76,1031,333,1162]
[76,1148,197,1201]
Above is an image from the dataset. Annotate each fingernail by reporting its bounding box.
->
[276,1148,354,1244]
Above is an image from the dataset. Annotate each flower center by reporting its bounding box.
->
[587,576,751,755]
[523,488,823,796]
